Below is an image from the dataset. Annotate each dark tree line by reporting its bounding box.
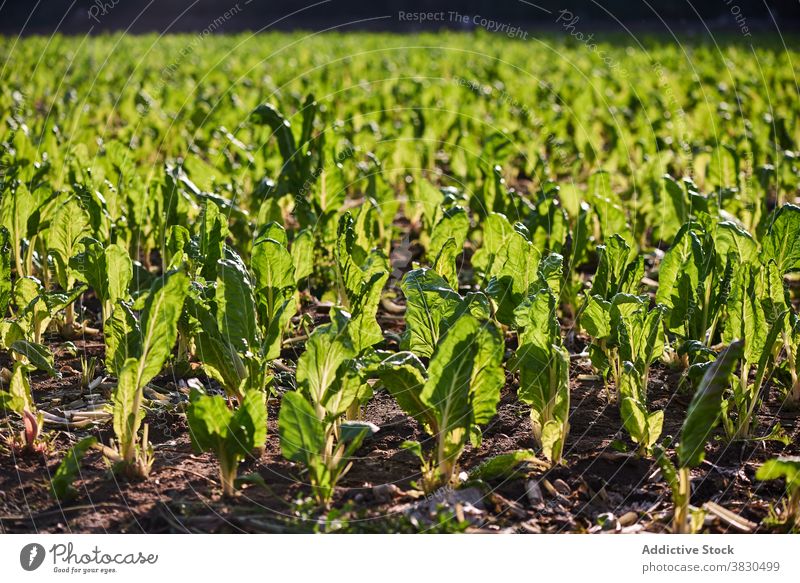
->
[1,0,798,35]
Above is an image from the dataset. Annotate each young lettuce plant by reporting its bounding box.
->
[721,260,786,439]
[656,220,750,349]
[334,212,389,353]
[185,251,278,403]
[278,310,378,505]
[251,227,300,359]
[373,314,504,493]
[756,456,800,531]
[44,195,92,337]
[582,292,665,410]
[10,276,86,346]
[70,238,132,325]
[759,204,800,403]
[0,362,45,453]
[101,270,189,478]
[186,387,267,497]
[656,340,743,534]
[615,297,667,455]
[250,95,324,230]
[510,288,570,464]
[579,235,645,393]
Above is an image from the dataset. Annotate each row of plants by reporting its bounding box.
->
[0,34,798,532]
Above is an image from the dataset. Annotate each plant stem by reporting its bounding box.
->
[674,467,691,534]
[219,457,236,497]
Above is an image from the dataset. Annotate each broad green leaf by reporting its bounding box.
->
[591,234,638,299]
[678,340,743,469]
[193,330,246,395]
[262,297,296,361]
[514,289,560,349]
[258,221,288,246]
[104,301,138,376]
[105,243,132,305]
[10,340,57,377]
[216,257,258,352]
[187,389,231,453]
[485,227,541,325]
[227,389,267,458]
[659,174,688,242]
[432,237,459,288]
[0,184,36,267]
[252,237,295,320]
[469,322,505,426]
[0,320,25,350]
[1,362,35,415]
[50,436,97,501]
[724,266,767,365]
[323,365,364,417]
[761,204,800,274]
[415,178,444,232]
[469,450,541,481]
[70,238,108,301]
[472,212,516,278]
[198,200,227,281]
[400,268,462,358]
[715,221,757,265]
[429,207,469,259]
[296,316,354,405]
[656,223,703,334]
[348,270,388,353]
[112,358,146,461]
[420,315,480,464]
[291,228,315,283]
[756,457,800,492]
[538,253,564,298]
[135,271,190,387]
[47,197,90,288]
[279,390,324,465]
[580,294,612,339]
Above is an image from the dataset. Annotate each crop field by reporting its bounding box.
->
[0,32,799,534]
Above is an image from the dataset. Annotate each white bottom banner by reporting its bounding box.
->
[1,534,797,581]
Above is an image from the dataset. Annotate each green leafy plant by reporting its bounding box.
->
[475,212,543,325]
[101,270,189,478]
[581,292,666,413]
[187,388,267,497]
[756,456,800,531]
[278,310,378,504]
[333,212,389,353]
[71,238,132,324]
[759,204,800,404]
[0,362,45,453]
[721,260,786,439]
[373,314,504,493]
[50,437,98,501]
[510,288,570,464]
[656,340,743,533]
